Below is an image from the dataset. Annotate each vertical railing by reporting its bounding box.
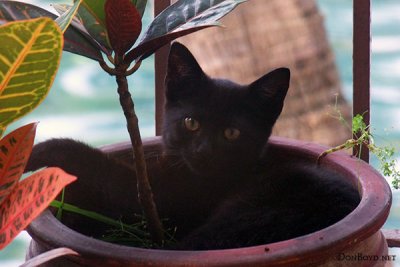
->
[353,0,371,163]
[153,1,372,163]
[154,0,171,136]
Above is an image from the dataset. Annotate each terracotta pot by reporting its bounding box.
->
[26,137,392,266]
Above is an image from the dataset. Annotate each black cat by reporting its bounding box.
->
[25,42,360,250]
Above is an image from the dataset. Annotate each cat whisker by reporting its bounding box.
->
[162,149,182,157]
[164,157,186,171]
[144,151,162,160]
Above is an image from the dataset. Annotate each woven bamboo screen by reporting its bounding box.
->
[177,0,351,146]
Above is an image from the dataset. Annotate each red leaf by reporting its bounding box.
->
[105,0,142,55]
[0,167,77,250]
[0,123,37,206]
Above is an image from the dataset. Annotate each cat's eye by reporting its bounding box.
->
[184,117,200,131]
[224,128,240,141]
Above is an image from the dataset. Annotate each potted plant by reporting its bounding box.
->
[0,1,393,266]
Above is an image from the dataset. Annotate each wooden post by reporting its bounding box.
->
[353,0,371,162]
[154,0,171,136]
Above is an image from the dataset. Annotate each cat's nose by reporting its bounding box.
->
[194,142,212,157]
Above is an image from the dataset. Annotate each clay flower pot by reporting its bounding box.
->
[26,137,392,266]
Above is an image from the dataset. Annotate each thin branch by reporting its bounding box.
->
[99,60,118,76]
[126,60,142,76]
[107,54,115,65]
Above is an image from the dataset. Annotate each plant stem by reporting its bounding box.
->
[317,139,358,164]
[115,71,164,245]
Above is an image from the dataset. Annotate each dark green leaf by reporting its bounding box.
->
[77,0,112,51]
[0,1,51,25]
[125,25,214,64]
[125,0,245,63]
[55,0,82,33]
[131,0,147,17]
[53,3,111,58]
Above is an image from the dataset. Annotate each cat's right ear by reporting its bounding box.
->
[249,68,290,120]
[165,42,205,102]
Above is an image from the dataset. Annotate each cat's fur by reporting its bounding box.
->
[25,42,360,250]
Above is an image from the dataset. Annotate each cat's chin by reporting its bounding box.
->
[182,156,218,177]
[182,156,246,179]
[183,159,208,177]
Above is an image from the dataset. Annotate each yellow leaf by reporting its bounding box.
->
[0,18,63,136]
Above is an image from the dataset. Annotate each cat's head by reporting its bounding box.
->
[163,42,290,177]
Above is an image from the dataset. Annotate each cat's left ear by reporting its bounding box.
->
[165,42,206,102]
[249,68,290,116]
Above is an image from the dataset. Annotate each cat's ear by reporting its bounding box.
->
[165,42,205,102]
[249,68,290,118]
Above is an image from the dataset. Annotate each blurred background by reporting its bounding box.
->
[2,0,400,265]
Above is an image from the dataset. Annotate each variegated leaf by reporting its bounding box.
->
[0,18,62,135]
[0,123,37,206]
[125,0,246,63]
[0,1,103,61]
[0,167,77,250]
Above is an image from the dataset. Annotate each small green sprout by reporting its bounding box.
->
[318,101,400,189]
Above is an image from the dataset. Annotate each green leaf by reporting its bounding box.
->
[55,0,82,33]
[105,0,142,55]
[125,0,246,63]
[80,0,106,25]
[0,18,63,136]
[77,0,112,50]
[131,0,147,17]
[352,114,367,134]
[50,200,147,237]
[0,1,103,61]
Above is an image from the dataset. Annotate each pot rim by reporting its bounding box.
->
[27,136,392,266]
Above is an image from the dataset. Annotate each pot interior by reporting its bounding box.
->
[46,137,389,248]
[27,136,392,266]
